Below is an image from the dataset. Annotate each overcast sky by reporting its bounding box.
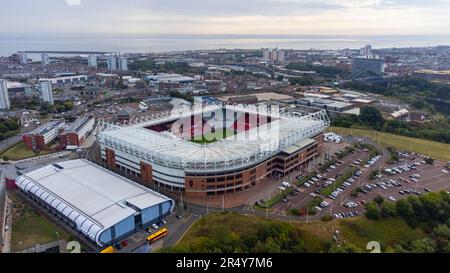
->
[1,0,450,36]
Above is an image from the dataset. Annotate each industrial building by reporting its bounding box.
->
[228,95,259,105]
[296,98,354,112]
[23,120,65,150]
[144,73,195,84]
[39,75,88,86]
[15,159,174,247]
[97,104,329,197]
[60,116,95,148]
[5,81,33,99]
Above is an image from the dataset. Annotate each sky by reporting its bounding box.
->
[1,0,450,36]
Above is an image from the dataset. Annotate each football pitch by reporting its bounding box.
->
[190,128,236,144]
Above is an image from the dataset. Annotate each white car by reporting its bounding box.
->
[388,196,396,202]
[151,223,159,229]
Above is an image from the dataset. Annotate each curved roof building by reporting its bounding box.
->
[16,159,174,247]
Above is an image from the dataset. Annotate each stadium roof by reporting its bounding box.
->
[281,138,316,155]
[98,104,330,172]
[15,159,173,246]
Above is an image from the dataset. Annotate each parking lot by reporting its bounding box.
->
[327,154,450,219]
[270,143,380,217]
[256,133,450,222]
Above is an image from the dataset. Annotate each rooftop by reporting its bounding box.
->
[15,159,173,245]
[5,81,32,89]
[281,138,316,155]
[66,116,94,133]
[27,120,65,136]
[98,104,329,172]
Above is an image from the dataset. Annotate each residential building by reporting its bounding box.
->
[0,79,10,110]
[41,53,50,65]
[38,80,54,105]
[107,56,117,71]
[118,57,128,71]
[352,57,385,75]
[19,51,28,64]
[88,55,98,68]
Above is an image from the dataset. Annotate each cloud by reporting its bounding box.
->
[0,0,449,35]
[66,0,81,6]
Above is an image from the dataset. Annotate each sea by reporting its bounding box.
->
[1,34,450,59]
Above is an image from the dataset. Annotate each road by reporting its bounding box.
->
[163,214,201,248]
[0,123,40,153]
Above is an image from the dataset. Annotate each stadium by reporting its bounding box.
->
[97,104,330,197]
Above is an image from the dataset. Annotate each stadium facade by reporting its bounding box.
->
[97,104,330,197]
[15,159,174,247]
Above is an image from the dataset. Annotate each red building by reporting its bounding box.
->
[22,120,65,151]
[60,116,95,148]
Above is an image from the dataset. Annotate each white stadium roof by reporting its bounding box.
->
[15,159,173,245]
[98,104,330,172]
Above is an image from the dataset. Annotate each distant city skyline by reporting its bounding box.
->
[1,0,450,36]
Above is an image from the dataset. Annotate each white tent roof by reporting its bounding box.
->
[98,104,330,172]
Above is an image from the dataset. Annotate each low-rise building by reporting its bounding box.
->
[22,120,65,150]
[60,116,95,148]
[15,159,174,247]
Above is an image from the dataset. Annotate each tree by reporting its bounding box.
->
[410,238,436,253]
[369,170,379,180]
[290,208,300,216]
[365,202,381,220]
[6,119,19,130]
[380,202,397,218]
[374,195,384,205]
[396,199,416,227]
[432,224,450,240]
[359,106,385,130]
[0,123,8,134]
[425,157,434,165]
[264,237,281,253]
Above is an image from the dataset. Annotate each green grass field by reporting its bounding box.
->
[174,212,424,253]
[338,217,424,250]
[190,128,236,144]
[0,141,52,161]
[11,205,70,252]
[328,127,450,161]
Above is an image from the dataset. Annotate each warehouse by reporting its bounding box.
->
[15,159,174,247]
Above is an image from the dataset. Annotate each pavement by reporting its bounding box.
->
[1,196,12,253]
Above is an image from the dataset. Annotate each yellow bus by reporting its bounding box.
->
[147,228,168,244]
[100,246,115,253]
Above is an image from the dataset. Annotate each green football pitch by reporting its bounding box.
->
[190,128,236,144]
